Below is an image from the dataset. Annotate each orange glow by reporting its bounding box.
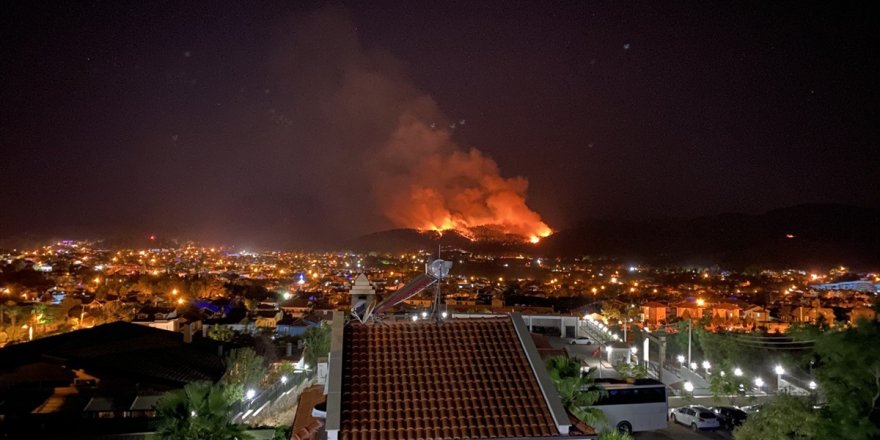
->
[529,235,541,244]
[378,118,553,243]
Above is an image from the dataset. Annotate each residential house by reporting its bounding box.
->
[849,306,877,325]
[322,312,593,439]
[672,301,703,320]
[640,302,667,326]
[790,306,836,324]
[709,303,741,320]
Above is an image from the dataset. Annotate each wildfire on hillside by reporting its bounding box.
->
[375,114,552,244]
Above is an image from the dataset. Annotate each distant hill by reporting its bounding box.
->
[344,228,535,254]
[350,204,880,269]
[540,204,880,269]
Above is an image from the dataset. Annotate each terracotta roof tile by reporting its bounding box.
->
[340,317,561,439]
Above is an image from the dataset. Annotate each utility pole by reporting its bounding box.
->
[687,318,692,367]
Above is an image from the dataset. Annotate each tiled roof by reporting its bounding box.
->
[340,317,561,440]
[291,385,326,440]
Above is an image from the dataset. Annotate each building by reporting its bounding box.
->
[849,305,877,325]
[672,301,703,320]
[709,303,741,320]
[812,280,880,293]
[0,322,226,438]
[790,306,836,324]
[640,302,667,326]
[322,312,591,439]
[743,305,770,323]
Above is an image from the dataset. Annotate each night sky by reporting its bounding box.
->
[2,1,878,248]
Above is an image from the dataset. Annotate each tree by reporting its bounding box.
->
[733,394,818,440]
[613,362,648,381]
[208,325,234,342]
[545,356,606,430]
[708,367,747,405]
[302,322,331,369]
[221,347,266,400]
[155,381,251,440]
[810,317,880,439]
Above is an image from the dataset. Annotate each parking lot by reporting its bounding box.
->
[634,422,733,440]
[546,336,740,440]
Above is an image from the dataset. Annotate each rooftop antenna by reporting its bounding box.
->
[428,258,452,323]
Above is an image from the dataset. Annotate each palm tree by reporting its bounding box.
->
[545,356,607,429]
[156,381,251,440]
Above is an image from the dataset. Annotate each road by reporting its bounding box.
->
[634,422,733,440]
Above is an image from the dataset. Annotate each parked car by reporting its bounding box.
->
[669,406,721,431]
[710,406,748,429]
[569,337,594,345]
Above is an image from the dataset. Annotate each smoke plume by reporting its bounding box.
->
[274,8,551,243]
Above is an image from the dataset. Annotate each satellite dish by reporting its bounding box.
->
[428,259,453,279]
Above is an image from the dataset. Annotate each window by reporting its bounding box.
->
[595,386,667,405]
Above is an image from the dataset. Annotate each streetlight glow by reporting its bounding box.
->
[774,365,785,376]
[676,354,685,364]
[702,360,711,370]
[246,389,256,400]
[684,381,694,392]
[734,367,743,377]
[690,362,697,370]
[754,377,764,387]
[808,381,817,390]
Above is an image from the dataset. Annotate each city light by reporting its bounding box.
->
[690,362,697,370]
[676,354,685,364]
[630,346,638,354]
[754,377,764,387]
[808,381,817,390]
[696,298,705,307]
[421,311,428,319]
[441,312,448,319]
[282,291,292,300]
[774,365,785,376]
[684,381,694,392]
[702,360,711,370]
[246,389,256,400]
[411,315,418,321]
[281,375,288,384]
[734,367,743,377]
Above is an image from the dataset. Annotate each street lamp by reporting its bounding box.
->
[684,381,694,392]
[774,365,785,392]
[754,377,764,392]
[677,354,685,366]
[246,389,256,400]
[808,381,817,390]
[690,362,698,370]
[702,360,711,371]
[734,367,743,377]
[281,375,288,384]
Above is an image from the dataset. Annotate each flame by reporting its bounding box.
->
[376,115,552,243]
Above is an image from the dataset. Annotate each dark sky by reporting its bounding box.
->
[2,1,878,248]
